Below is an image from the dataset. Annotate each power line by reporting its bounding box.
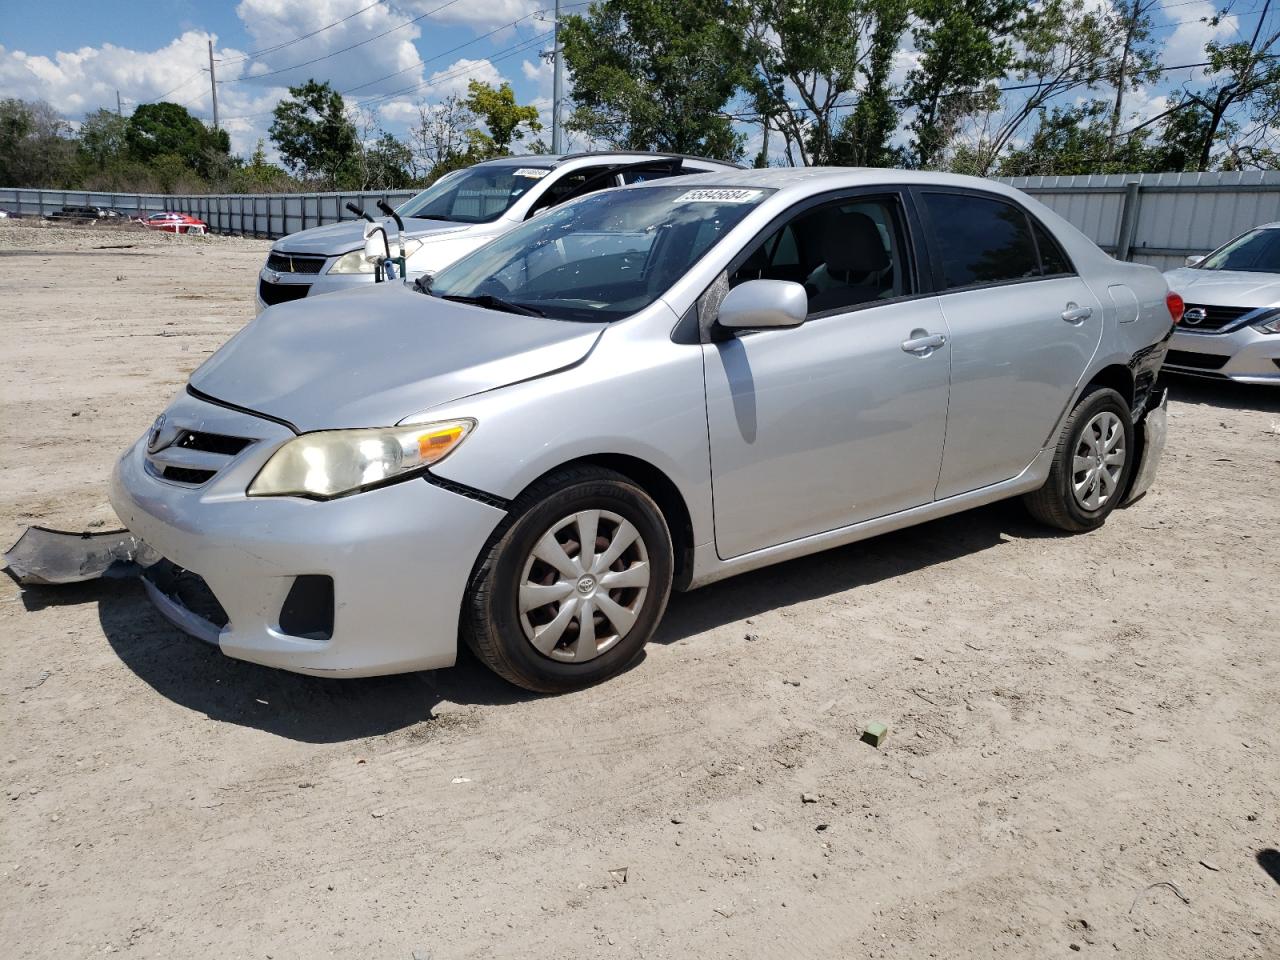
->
[217,1,386,66]
[722,53,1280,123]
[219,0,464,84]
[218,29,553,122]
[341,0,590,96]
[141,70,208,105]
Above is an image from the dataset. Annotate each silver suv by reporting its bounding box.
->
[256,152,738,311]
[114,169,1175,692]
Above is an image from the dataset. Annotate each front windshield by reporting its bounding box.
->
[1198,228,1280,273]
[397,164,553,224]
[428,185,772,323]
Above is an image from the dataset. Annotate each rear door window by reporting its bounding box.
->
[923,192,1041,289]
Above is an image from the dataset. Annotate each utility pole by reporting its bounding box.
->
[116,90,122,117]
[551,0,564,154]
[208,39,220,131]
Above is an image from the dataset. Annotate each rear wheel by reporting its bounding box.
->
[464,465,673,693]
[1023,386,1134,532]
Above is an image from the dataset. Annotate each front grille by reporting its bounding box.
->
[173,430,252,456]
[161,466,217,484]
[1180,303,1253,331]
[259,279,311,306]
[267,252,326,275]
[145,426,258,487]
[1165,350,1229,371]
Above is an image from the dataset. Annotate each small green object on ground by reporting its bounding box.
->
[861,722,889,747]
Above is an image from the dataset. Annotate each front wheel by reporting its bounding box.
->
[463,465,674,693]
[1023,386,1134,532]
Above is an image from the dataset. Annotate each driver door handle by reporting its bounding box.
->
[1061,302,1093,324]
[901,332,947,355]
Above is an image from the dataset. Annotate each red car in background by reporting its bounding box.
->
[140,212,207,235]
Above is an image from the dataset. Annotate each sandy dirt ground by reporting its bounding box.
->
[1,219,1278,959]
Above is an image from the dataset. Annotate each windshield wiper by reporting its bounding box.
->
[439,293,546,317]
[408,214,454,222]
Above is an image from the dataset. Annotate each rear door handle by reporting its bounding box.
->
[901,332,947,355]
[1061,303,1093,324]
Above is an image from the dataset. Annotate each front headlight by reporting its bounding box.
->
[1250,309,1280,334]
[248,419,474,499]
[329,238,424,275]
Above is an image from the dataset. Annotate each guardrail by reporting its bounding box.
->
[4,171,1279,270]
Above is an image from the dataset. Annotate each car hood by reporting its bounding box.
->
[189,284,603,431]
[272,218,471,256]
[1163,267,1280,307]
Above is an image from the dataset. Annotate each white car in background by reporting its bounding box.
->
[255,152,739,312]
[1162,222,1280,384]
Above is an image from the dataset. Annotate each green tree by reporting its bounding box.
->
[0,98,78,187]
[902,0,1024,168]
[996,101,1166,176]
[462,80,541,158]
[228,140,296,192]
[946,0,1113,175]
[1182,13,1280,170]
[79,108,130,169]
[361,132,415,189]
[126,101,228,178]
[561,0,749,161]
[269,80,359,187]
[743,0,910,167]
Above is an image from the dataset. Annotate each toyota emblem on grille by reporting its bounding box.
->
[1183,307,1206,325]
[147,413,167,452]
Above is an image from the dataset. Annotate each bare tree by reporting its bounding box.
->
[409,95,476,179]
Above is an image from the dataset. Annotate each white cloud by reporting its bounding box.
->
[402,0,542,31]
[1159,0,1239,75]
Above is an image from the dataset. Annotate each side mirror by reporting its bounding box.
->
[1185,254,1205,267]
[716,279,808,330]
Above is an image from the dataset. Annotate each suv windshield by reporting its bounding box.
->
[398,164,554,224]
[1197,228,1280,273]
[428,185,772,323]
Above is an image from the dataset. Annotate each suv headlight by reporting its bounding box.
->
[329,238,424,274]
[248,419,474,499]
[1251,309,1280,334]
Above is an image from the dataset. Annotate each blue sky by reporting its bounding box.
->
[0,0,1267,164]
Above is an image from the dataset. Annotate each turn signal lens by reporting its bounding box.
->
[1166,291,1185,325]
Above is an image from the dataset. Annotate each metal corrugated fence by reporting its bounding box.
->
[0,188,418,240]
[3,171,1279,270]
[1000,170,1280,271]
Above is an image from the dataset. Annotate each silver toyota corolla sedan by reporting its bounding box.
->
[111,169,1176,692]
[256,152,737,312]
[1162,222,1280,384]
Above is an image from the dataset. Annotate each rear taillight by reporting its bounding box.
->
[1166,291,1185,325]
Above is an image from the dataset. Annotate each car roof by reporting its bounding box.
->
[622,166,1045,203]
[475,151,740,171]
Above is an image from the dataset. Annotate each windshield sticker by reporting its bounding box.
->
[514,168,550,179]
[675,188,763,203]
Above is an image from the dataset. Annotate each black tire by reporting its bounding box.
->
[1023,386,1135,533]
[463,465,674,693]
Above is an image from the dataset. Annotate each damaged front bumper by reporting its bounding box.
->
[107,390,507,677]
